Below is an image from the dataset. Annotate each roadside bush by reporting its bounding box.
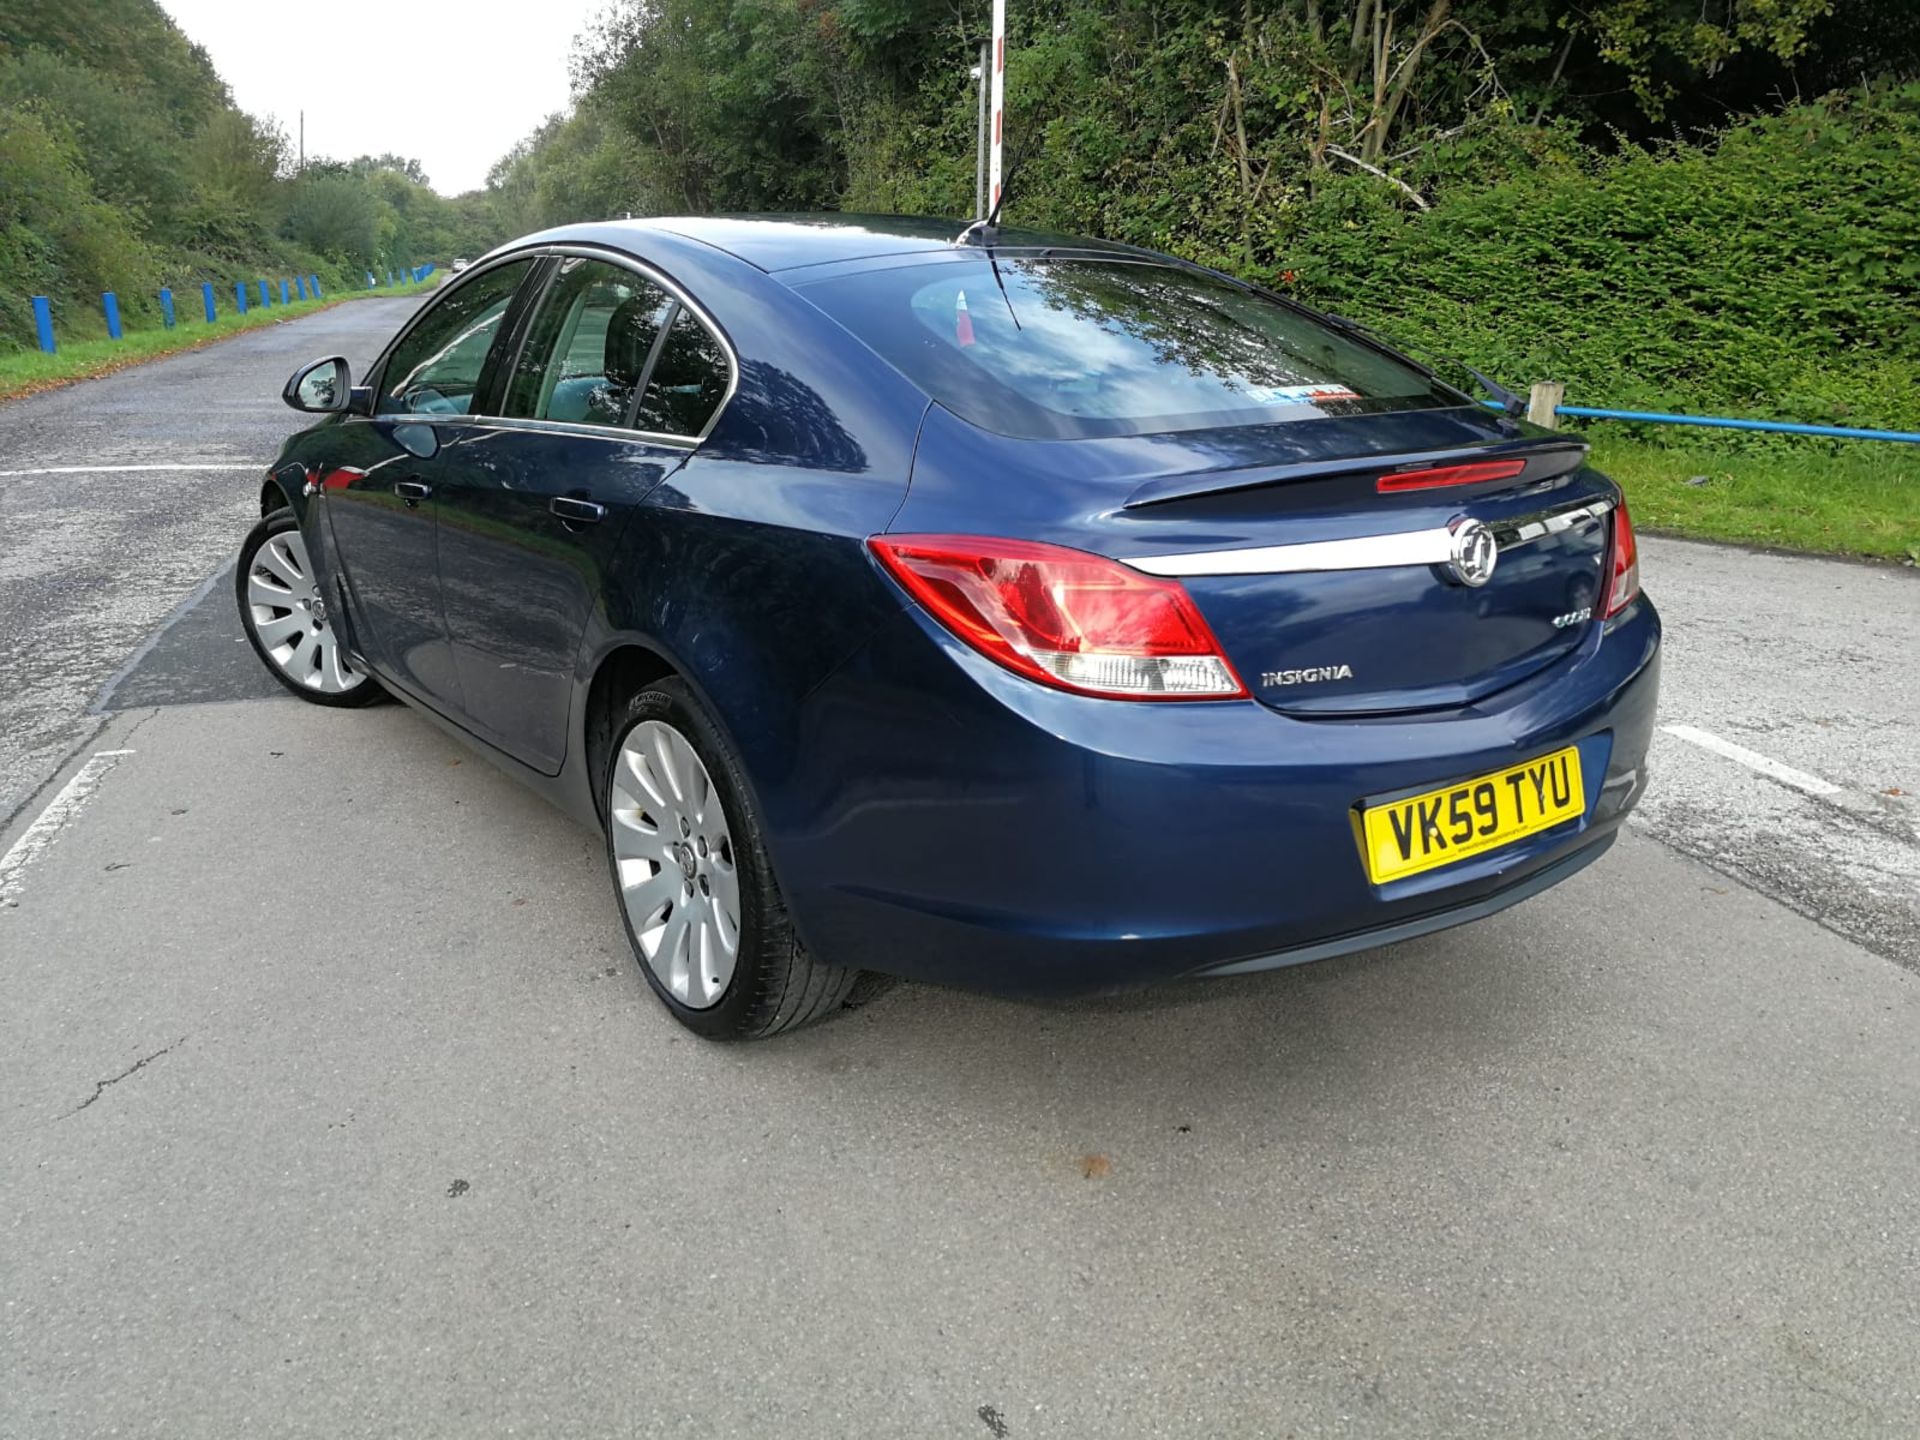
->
[829,13,1920,442]
[0,101,156,347]
[1279,84,1920,437]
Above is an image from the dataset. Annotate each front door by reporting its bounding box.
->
[323,256,538,707]
[430,254,733,773]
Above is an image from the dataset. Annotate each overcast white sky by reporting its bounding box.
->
[160,0,613,194]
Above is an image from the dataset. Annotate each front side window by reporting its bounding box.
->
[503,258,675,426]
[376,259,533,417]
[797,258,1454,440]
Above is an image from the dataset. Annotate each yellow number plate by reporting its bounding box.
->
[1359,747,1584,884]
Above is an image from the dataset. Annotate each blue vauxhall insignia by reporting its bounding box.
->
[241,215,1660,1039]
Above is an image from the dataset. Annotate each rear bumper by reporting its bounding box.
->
[1189,832,1614,979]
[767,597,1660,996]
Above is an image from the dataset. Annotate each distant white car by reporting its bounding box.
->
[450,258,471,274]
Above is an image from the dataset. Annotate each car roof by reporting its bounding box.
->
[504,213,1153,276]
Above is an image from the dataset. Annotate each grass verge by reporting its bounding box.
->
[1585,431,1920,563]
[0,279,441,403]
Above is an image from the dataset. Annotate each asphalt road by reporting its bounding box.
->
[0,296,428,826]
[1634,538,1920,962]
[2,305,1917,1437]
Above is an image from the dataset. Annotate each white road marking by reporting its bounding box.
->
[0,463,259,478]
[0,750,135,906]
[1661,724,1843,798]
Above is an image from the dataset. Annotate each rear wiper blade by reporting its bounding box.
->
[1458,364,1527,419]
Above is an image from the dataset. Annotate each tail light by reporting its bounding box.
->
[868,534,1247,700]
[1601,498,1641,618]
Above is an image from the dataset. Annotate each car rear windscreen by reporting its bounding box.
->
[796,257,1455,439]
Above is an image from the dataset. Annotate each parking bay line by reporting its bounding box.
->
[0,463,260,478]
[0,750,135,907]
[1660,723,1843,799]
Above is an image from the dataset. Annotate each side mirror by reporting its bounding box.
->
[284,356,352,413]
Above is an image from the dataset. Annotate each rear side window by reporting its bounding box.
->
[377,259,533,416]
[502,257,675,426]
[632,307,730,438]
[797,258,1452,439]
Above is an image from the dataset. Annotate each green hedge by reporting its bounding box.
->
[856,67,1920,446]
[1269,86,1920,440]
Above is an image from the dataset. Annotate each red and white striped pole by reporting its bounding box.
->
[989,0,1006,214]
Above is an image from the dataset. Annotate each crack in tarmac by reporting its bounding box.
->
[59,1036,188,1120]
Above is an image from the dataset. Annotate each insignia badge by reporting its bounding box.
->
[1261,664,1355,687]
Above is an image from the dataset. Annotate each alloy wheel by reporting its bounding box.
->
[245,529,364,694]
[609,720,741,1009]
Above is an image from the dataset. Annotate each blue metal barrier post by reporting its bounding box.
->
[203,282,216,323]
[258,279,270,308]
[159,288,175,329]
[311,275,323,297]
[32,295,56,353]
[295,275,306,301]
[103,292,123,340]
[235,282,247,314]
[280,279,290,305]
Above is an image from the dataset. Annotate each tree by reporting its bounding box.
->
[282,171,382,268]
[1571,0,1834,117]
[0,48,191,231]
[0,99,154,337]
[191,107,285,214]
[0,0,229,129]
[347,152,431,186]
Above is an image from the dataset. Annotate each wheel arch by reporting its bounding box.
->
[576,632,794,844]
[582,642,681,821]
[261,460,309,516]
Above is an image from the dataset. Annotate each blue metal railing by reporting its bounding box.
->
[27,271,329,353]
[1480,398,1920,444]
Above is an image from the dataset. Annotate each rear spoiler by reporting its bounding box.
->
[1121,437,1590,510]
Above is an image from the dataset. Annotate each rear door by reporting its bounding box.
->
[324,255,538,707]
[429,251,733,773]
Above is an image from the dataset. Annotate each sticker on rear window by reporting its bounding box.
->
[1246,383,1363,405]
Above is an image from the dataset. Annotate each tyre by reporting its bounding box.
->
[604,678,859,1039]
[235,509,382,707]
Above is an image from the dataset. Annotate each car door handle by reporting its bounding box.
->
[549,496,606,524]
[394,479,432,506]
